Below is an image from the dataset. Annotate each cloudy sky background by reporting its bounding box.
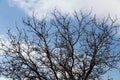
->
[0,0,120,79]
[8,0,120,19]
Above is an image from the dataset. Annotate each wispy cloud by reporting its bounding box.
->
[8,0,120,19]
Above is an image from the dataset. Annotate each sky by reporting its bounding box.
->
[7,0,120,19]
[0,0,120,80]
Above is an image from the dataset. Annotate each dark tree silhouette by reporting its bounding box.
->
[0,11,120,80]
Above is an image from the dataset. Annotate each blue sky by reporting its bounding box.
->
[0,0,26,35]
[0,0,120,80]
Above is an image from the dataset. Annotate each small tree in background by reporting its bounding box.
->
[0,11,120,80]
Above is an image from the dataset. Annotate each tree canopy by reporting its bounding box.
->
[0,11,120,80]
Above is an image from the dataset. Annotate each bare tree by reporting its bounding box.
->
[0,11,120,80]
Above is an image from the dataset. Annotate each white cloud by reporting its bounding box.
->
[8,0,120,19]
[0,76,11,80]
